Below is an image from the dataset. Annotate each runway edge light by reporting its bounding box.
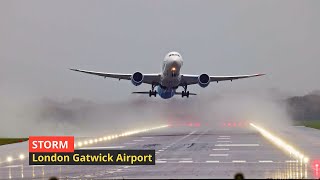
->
[250,123,309,164]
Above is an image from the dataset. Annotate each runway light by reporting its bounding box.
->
[7,157,12,162]
[19,154,25,160]
[72,125,168,149]
[250,123,309,163]
[312,160,320,170]
[78,142,83,147]
[194,122,200,127]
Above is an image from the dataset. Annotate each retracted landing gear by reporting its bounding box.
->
[149,84,157,97]
[182,85,190,98]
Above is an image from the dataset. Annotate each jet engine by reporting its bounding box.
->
[131,72,144,86]
[198,74,210,88]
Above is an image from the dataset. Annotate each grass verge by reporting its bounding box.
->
[0,138,28,146]
[303,120,320,130]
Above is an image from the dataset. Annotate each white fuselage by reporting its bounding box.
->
[160,52,183,89]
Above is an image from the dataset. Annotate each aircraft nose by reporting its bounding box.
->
[170,60,180,67]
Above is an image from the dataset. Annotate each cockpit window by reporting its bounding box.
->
[169,54,180,57]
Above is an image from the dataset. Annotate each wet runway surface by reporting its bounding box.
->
[0,125,319,179]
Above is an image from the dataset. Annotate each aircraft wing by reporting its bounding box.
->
[70,68,161,85]
[180,73,265,85]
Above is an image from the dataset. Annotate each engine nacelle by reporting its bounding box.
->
[131,72,144,86]
[198,74,210,88]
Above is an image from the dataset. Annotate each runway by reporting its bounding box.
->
[0,124,319,179]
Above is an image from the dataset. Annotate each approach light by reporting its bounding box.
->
[19,154,25,160]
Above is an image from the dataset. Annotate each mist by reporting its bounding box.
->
[198,90,293,130]
[0,88,293,137]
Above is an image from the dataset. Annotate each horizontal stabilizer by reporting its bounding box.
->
[132,91,150,94]
[175,92,197,95]
[132,91,197,95]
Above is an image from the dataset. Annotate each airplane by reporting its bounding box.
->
[70,51,265,99]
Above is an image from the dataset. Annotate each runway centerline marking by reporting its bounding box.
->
[212,148,229,151]
[156,161,167,163]
[217,138,230,140]
[206,161,220,163]
[232,160,246,163]
[217,141,232,143]
[215,144,260,147]
[4,165,22,168]
[133,140,144,142]
[209,154,229,157]
[166,130,198,148]
[142,137,154,139]
[179,161,193,163]
[219,136,230,137]
[79,146,125,149]
[259,160,273,163]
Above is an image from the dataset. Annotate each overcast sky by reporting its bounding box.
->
[1,0,320,102]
